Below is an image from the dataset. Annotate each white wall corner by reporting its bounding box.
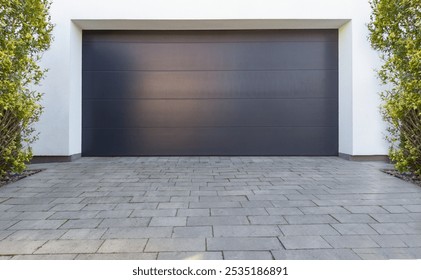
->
[338,20,353,155]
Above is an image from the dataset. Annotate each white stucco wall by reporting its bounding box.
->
[34,0,388,156]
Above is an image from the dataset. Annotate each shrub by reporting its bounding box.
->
[368,0,421,176]
[0,0,53,178]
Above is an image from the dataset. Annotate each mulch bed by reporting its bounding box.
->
[0,169,43,188]
[382,169,421,187]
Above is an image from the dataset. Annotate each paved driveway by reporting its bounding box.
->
[0,157,420,260]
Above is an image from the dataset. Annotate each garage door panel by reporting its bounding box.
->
[82,41,337,71]
[83,99,337,128]
[82,30,338,156]
[83,30,338,43]
[82,127,338,156]
[83,70,338,99]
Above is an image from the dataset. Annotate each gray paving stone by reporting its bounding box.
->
[7,204,54,212]
[199,196,248,202]
[370,213,414,223]
[331,224,379,235]
[60,229,107,240]
[260,200,317,208]
[60,219,102,229]
[132,196,171,203]
[15,212,55,220]
[82,197,132,204]
[404,205,421,212]
[382,206,409,214]
[211,208,268,216]
[177,209,210,216]
[95,210,133,218]
[98,218,150,228]
[0,240,46,255]
[0,211,21,220]
[3,197,55,205]
[353,248,421,259]
[344,206,389,214]
[158,252,222,260]
[48,211,99,220]
[187,216,249,226]
[83,204,117,211]
[214,225,281,237]
[240,201,274,208]
[331,214,378,223]
[131,209,177,217]
[170,196,199,202]
[12,254,77,260]
[6,229,66,241]
[299,206,349,214]
[248,216,288,225]
[9,220,66,230]
[35,240,104,254]
[158,202,189,209]
[49,204,86,211]
[0,220,18,230]
[98,239,147,253]
[265,207,303,215]
[75,253,157,260]
[145,238,205,252]
[207,237,283,251]
[189,202,241,208]
[0,230,14,240]
[114,203,158,210]
[370,223,421,235]
[103,227,173,239]
[400,235,421,247]
[247,195,287,201]
[150,217,186,227]
[369,235,408,248]
[272,249,360,260]
[284,215,338,224]
[323,236,380,249]
[172,226,212,238]
[223,251,273,260]
[279,236,332,249]
[280,225,340,236]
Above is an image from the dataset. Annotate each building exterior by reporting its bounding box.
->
[33,0,388,160]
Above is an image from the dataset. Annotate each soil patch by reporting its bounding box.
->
[382,169,421,188]
[0,170,43,188]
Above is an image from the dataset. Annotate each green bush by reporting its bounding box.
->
[0,0,53,178]
[368,0,421,176]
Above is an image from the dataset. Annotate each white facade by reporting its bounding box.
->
[34,0,388,157]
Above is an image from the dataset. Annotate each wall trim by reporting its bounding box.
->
[31,154,82,164]
[339,153,389,162]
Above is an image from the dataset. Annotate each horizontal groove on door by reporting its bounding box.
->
[82,70,338,99]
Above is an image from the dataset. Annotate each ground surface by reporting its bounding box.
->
[0,157,420,260]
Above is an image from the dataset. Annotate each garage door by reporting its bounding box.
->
[82,30,338,156]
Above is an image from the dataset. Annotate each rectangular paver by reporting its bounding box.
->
[207,237,283,251]
[187,216,249,226]
[103,227,173,239]
[213,225,281,237]
[35,240,104,254]
[98,239,147,253]
[172,226,212,238]
[145,238,205,252]
[323,236,380,249]
[158,252,222,260]
[0,240,46,255]
[279,236,332,249]
[280,225,340,236]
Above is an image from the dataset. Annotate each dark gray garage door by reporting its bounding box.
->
[82,30,338,156]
